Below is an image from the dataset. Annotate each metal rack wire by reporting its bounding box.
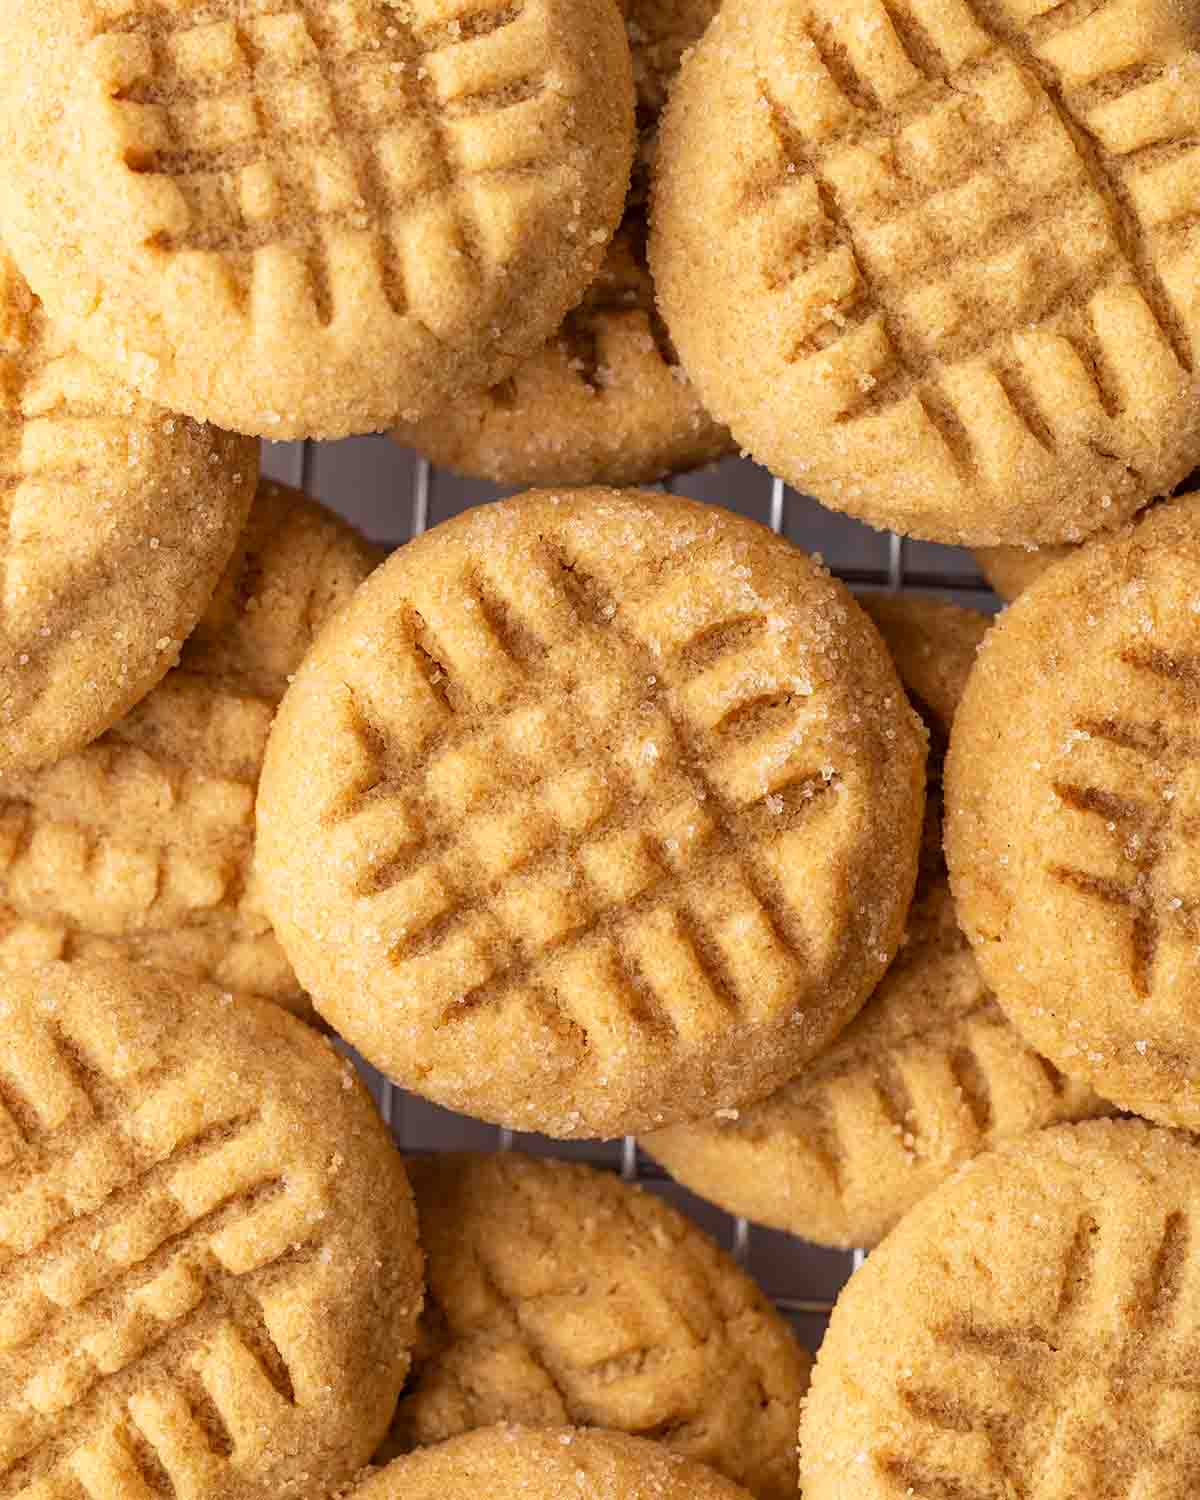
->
[275,438,996,1339]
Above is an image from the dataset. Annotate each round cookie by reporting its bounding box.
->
[393,0,729,487]
[974,541,1078,601]
[362,1427,755,1500]
[0,481,376,1016]
[652,0,1200,545]
[0,0,634,439]
[382,1152,811,1500]
[0,245,255,773]
[647,600,1108,1248]
[946,492,1200,1129]
[801,1119,1200,1499]
[0,958,423,1500]
[256,488,927,1137]
[392,219,732,487]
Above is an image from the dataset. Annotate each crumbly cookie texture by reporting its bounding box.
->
[801,1119,1200,1499]
[393,0,729,486]
[648,598,1109,1247]
[360,1426,756,1500]
[0,0,634,439]
[0,959,422,1500]
[0,481,376,1015]
[256,488,926,1137]
[382,1153,812,1500]
[0,245,255,772]
[976,538,1098,600]
[652,0,1200,546]
[947,492,1200,1128]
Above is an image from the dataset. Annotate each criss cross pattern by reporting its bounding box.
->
[1048,643,1200,1000]
[881,1209,1200,1498]
[91,0,561,316]
[0,1002,330,1500]
[325,538,854,1061]
[737,0,1199,485]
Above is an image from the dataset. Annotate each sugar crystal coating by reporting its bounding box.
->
[653,0,1200,545]
[0,0,635,438]
[0,959,421,1500]
[256,488,927,1137]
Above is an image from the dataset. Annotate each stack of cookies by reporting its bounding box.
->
[0,0,1200,1496]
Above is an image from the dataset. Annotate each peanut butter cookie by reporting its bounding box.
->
[648,599,1107,1247]
[802,1119,1200,1499]
[382,1153,811,1500]
[0,482,376,1015]
[0,958,422,1500]
[256,489,926,1137]
[652,0,1200,545]
[947,492,1200,1128]
[0,0,634,439]
[0,246,255,773]
[393,0,729,486]
[362,1427,755,1500]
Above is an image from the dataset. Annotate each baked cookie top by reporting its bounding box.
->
[0,959,422,1500]
[256,488,926,1137]
[361,1427,756,1500]
[0,0,634,439]
[393,0,728,487]
[384,1152,811,1500]
[801,1119,1200,1500]
[0,246,255,772]
[648,598,1108,1248]
[947,492,1200,1127]
[0,481,376,1014]
[652,0,1200,545]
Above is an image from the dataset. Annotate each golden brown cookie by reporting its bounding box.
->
[947,492,1200,1129]
[0,958,422,1500]
[362,1427,756,1500]
[647,600,1108,1248]
[382,1153,811,1500]
[256,488,927,1138]
[393,0,728,487]
[652,0,1200,545]
[974,541,1078,601]
[801,1119,1200,1499]
[0,481,376,1015]
[0,0,634,439]
[0,246,255,773]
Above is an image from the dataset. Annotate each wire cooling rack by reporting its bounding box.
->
[260,437,1000,1349]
